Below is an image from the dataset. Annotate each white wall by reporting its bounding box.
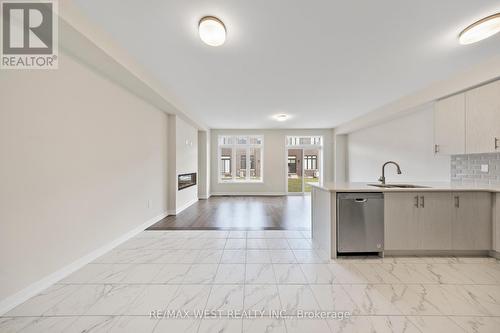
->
[166,115,199,214]
[347,106,450,182]
[210,129,333,195]
[167,115,177,213]
[198,130,210,199]
[333,133,348,182]
[176,117,198,211]
[0,52,169,307]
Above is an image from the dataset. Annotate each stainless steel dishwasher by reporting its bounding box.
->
[337,193,384,254]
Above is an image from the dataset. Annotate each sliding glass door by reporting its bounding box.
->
[287,148,303,193]
[286,136,322,195]
[303,148,320,192]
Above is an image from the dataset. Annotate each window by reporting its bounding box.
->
[221,156,231,174]
[219,148,233,181]
[240,154,246,169]
[249,147,261,180]
[218,135,263,182]
[304,155,317,170]
[235,148,247,180]
[286,136,322,146]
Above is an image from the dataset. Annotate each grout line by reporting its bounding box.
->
[4,314,500,318]
[53,281,500,286]
[198,237,227,321]
[242,242,247,320]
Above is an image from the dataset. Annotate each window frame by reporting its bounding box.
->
[218,135,264,183]
[286,135,323,147]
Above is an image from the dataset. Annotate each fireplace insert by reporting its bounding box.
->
[178,173,197,190]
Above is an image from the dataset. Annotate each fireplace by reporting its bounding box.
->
[178,173,197,190]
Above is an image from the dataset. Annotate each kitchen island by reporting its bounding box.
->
[311,182,500,259]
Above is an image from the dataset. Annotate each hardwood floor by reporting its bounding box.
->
[148,196,311,230]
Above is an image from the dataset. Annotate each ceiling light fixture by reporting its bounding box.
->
[198,16,226,46]
[274,114,289,122]
[459,13,500,45]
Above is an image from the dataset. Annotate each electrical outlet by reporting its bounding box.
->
[481,164,489,173]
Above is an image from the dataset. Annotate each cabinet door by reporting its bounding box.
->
[384,192,419,250]
[452,192,492,250]
[495,193,500,252]
[466,80,500,153]
[418,192,452,250]
[434,94,466,155]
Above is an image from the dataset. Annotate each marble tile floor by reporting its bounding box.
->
[2,230,500,332]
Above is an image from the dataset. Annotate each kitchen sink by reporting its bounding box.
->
[368,184,431,189]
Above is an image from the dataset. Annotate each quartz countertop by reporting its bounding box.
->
[311,182,500,193]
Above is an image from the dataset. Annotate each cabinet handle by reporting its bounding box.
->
[414,196,419,208]
[454,195,460,208]
[434,144,440,154]
[495,137,499,150]
[420,196,425,208]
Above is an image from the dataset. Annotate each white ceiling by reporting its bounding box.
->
[72,0,500,129]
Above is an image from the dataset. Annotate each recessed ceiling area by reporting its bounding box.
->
[73,0,500,129]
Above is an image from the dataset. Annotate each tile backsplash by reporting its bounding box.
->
[451,153,500,185]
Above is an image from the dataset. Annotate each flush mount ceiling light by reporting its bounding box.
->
[459,13,500,45]
[198,16,226,46]
[274,114,289,122]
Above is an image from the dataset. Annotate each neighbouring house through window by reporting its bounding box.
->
[304,155,317,170]
[288,156,297,174]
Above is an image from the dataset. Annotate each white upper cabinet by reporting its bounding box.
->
[433,80,500,155]
[434,93,466,155]
[466,80,500,154]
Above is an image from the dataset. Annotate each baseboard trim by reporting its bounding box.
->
[198,194,211,200]
[489,250,500,259]
[384,250,490,257]
[0,211,168,316]
[211,192,286,196]
[168,198,198,216]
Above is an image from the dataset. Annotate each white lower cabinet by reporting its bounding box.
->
[385,191,491,252]
[384,192,420,250]
[418,192,453,250]
[452,192,491,250]
[495,193,500,253]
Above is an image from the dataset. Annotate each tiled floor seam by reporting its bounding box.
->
[4,314,500,318]
[195,237,226,331]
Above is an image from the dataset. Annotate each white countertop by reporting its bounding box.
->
[312,182,500,193]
